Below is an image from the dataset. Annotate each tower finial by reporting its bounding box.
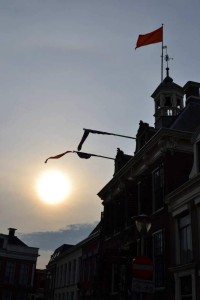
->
[163,45,174,73]
[166,67,169,77]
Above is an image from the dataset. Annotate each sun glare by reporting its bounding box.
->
[36,170,71,205]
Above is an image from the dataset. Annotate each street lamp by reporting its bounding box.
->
[134,214,152,256]
[132,215,152,300]
[135,214,151,234]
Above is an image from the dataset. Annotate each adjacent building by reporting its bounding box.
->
[33,269,47,300]
[46,223,101,300]
[0,228,39,300]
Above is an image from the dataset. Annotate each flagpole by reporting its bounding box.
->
[83,128,136,140]
[74,151,115,160]
[161,24,164,82]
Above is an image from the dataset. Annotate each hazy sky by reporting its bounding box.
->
[1,0,200,268]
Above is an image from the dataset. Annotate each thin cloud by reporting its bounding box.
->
[19,222,98,251]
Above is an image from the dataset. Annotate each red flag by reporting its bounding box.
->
[135,26,163,49]
[44,149,114,163]
[44,150,92,163]
[45,151,72,163]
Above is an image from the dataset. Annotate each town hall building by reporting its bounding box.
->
[46,68,200,300]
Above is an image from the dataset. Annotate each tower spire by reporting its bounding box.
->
[163,46,173,76]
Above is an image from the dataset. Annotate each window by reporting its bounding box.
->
[137,177,152,215]
[174,269,196,300]
[198,206,200,257]
[91,255,97,278]
[153,230,165,287]
[178,214,192,264]
[72,259,76,283]
[71,291,74,300]
[64,263,67,285]
[137,181,141,214]
[16,291,27,300]
[0,238,4,248]
[165,96,172,106]
[77,257,82,282]
[167,108,173,116]
[60,265,63,287]
[180,275,192,299]
[82,258,86,281]
[113,200,121,233]
[68,261,71,285]
[56,266,59,287]
[19,263,29,286]
[156,98,160,110]
[177,98,182,109]
[5,261,15,284]
[111,264,120,294]
[136,238,141,256]
[88,256,95,280]
[153,166,164,211]
[76,291,79,300]
[2,290,12,300]
[196,141,200,172]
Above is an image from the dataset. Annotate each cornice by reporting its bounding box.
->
[166,173,200,211]
[98,128,192,200]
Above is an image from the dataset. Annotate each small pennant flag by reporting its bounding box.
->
[135,26,163,49]
[45,151,72,163]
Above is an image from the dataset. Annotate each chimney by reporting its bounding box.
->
[183,81,200,105]
[8,228,17,237]
[114,148,132,175]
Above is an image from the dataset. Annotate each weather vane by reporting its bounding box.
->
[163,45,174,69]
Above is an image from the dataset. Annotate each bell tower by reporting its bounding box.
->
[151,67,184,129]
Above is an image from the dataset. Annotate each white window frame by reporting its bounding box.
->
[174,268,196,300]
[174,209,192,265]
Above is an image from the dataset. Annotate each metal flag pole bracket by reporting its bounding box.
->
[83,128,136,139]
[73,151,115,160]
[45,150,115,163]
[77,128,136,151]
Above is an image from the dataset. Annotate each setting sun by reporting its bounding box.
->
[36,170,71,205]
